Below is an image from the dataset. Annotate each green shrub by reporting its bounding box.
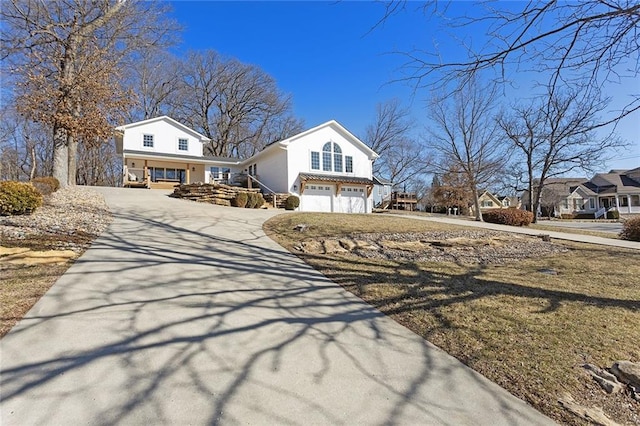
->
[620,217,640,242]
[245,192,256,208]
[232,192,248,208]
[606,209,620,220]
[0,181,43,215]
[482,208,533,226]
[31,176,60,196]
[253,193,265,208]
[285,195,300,211]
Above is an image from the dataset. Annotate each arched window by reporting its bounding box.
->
[322,142,332,171]
[320,142,343,172]
[333,143,342,172]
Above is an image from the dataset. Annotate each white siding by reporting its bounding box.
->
[122,119,204,157]
[285,126,373,189]
[253,148,289,193]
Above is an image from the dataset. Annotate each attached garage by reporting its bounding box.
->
[301,184,334,212]
[338,186,367,213]
[297,173,373,214]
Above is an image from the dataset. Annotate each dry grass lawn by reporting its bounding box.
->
[264,212,640,425]
[0,262,71,337]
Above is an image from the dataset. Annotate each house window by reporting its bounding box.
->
[589,198,596,209]
[311,151,320,170]
[253,164,257,176]
[620,196,629,207]
[322,142,344,172]
[322,143,332,171]
[143,134,154,148]
[482,200,492,207]
[178,138,188,151]
[333,144,342,172]
[563,199,569,209]
[210,167,220,180]
[345,156,353,173]
[632,195,640,206]
[378,186,382,195]
[222,167,231,181]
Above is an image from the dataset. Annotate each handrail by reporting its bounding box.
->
[246,173,278,197]
[595,207,606,219]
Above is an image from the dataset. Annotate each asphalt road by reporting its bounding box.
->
[1,187,553,425]
[535,220,623,234]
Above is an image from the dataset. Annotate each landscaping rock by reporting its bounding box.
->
[323,239,348,254]
[293,224,308,232]
[610,361,640,389]
[338,239,357,251]
[583,364,624,394]
[558,393,621,426]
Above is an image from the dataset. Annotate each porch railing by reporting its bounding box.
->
[595,207,606,219]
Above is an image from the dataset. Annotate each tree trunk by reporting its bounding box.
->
[471,184,484,221]
[29,146,37,180]
[67,133,77,186]
[52,125,68,186]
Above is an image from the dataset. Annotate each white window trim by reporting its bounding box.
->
[178,137,189,151]
[142,134,154,149]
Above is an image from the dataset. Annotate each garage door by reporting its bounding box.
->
[338,186,367,213]
[301,184,334,212]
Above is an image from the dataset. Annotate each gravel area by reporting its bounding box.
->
[297,230,568,265]
[0,186,112,252]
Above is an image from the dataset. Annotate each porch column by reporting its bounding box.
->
[615,195,620,210]
[186,163,190,184]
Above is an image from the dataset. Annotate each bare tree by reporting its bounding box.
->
[498,85,621,222]
[1,0,178,186]
[364,99,431,188]
[427,79,506,221]
[171,50,303,158]
[385,1,640,125]
[126,51,182,122]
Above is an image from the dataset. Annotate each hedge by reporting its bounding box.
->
[31,176,60,196]
[482,208,533,226]
[620,217,640,242]
[285,195,300,211]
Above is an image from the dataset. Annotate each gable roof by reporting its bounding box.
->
[115,116,211,142]
[242,120,379,165]
[478,190,502,205]
[373,176,393,186]
[583,169,640,195]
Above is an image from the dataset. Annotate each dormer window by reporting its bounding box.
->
[143,134,154,148]
[178,138,188,151]
[322,142,344,172]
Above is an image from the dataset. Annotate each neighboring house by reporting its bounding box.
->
[520,168,640,217]
[469,190,516,215]
[372,176,393,208]
[521,178,589,217]
[115,116,379,213]
[582,168,640,216]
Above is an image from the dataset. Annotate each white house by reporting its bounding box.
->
[114,116,242,187]
[115,116,379,213]
[242,120,379,213]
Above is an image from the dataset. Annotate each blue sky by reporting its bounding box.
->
[168,1,639,172]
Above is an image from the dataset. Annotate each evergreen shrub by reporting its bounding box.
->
[285,195,300,211]
[31,176,60,195]
[233,192,248,208]
[0,181,43,215]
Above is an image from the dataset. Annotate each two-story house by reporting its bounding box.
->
[115,116,379,213]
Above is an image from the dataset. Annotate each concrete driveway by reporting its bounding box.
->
[1,187,553,425]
